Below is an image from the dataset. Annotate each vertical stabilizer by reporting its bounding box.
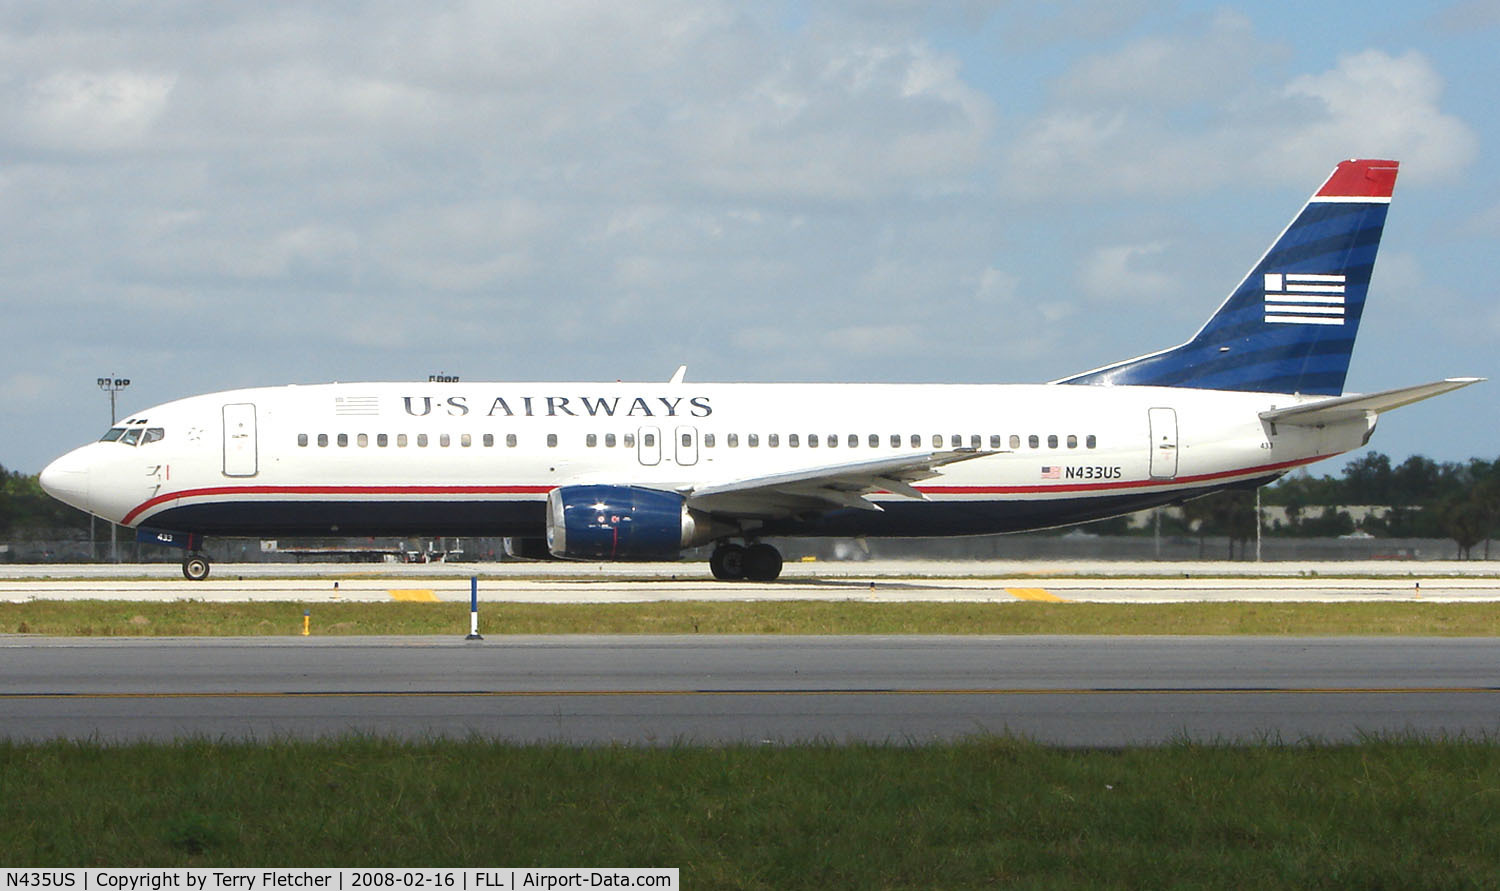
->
[1057,159,1398,396]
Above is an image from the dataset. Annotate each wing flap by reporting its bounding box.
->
[685,449,995,517]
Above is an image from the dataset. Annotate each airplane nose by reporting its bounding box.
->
[39,451,92,514]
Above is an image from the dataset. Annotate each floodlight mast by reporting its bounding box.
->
[96,376,131,562]
[97,376,130,424]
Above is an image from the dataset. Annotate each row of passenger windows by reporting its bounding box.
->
[296,431,1099,450]
[297,432,511,448]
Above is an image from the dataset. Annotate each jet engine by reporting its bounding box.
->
[546,485,730,560]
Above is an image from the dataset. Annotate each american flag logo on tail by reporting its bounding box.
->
[1264,273,1345,326]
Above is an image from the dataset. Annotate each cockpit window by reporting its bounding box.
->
[120,428,143,446]
[100,427,126,442]
[141,428,165,445]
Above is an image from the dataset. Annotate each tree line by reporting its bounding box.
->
[0,464,92,540]
[1102,452,1500,559]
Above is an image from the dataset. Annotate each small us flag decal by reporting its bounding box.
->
[1264,273,1345,326]
[1040,466,1061,479]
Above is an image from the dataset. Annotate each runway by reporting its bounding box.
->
[2,636,1497,745]
[3,560,1499,602]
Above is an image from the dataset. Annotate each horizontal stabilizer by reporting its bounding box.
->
[1259,377,1483,427]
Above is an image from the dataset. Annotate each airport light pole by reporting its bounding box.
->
[97,376,130,563]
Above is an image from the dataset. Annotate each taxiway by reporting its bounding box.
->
[1,635,1496,746]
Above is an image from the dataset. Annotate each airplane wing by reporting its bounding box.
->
[683,449,997,518]
[1259,377,1483,427]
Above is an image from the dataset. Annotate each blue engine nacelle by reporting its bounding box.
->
[546,485,728,561]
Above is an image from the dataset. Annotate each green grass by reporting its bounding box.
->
[3,736,1499,886]
[2,599,1499,636]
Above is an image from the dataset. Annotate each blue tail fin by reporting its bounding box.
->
[1057,159,1398,396]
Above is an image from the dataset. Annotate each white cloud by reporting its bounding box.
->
[1055,10,1265,107]
[667,38,995,200]
[0,373,61,409]
[1078,242,1174,302]
[1005,25,1477,198]
[1261,50,1478,182]
[14,69,176,152]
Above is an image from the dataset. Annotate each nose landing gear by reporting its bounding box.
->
[709,541,783,582]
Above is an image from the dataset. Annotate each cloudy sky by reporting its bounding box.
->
[3,0,1496,474]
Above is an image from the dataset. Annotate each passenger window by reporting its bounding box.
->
[643,433,654,447]
[624,433,635,448]
[318,434,329,447]
[1067,434,1078,449]
[483,434,494,447]
[417,434,428,447]
[727,433,739,448]
[970,434,981,449]
[682,433,692,447]
[932,434,942,448]
[398,434,408,447]
[377,434,388,447]
[1010,435,1021,449]
[440,434,451,447]
[951,434,962,448]
[507,433,518,448]
[789,434,799,447]
[298,433,309,447]
[547,434,558,448]
[357,433,368,447]
[1028,435,1039,449]
[891,434,901,448]
[748,433,760,447]
[990,435,1001,449]
[1086,434,1097,449]
[911,434,921,448]
[869,434,878,448]
[705,433,716,448]
[461,434,472,447]
[586,434,598,447]
[605,433,616,447]
[100,427,126,442]
[1047,434,1058,449]
[337,433,349,447]
[768,434,778,447]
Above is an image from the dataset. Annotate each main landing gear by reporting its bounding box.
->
[709,542,783,582]
[182,553,211,581]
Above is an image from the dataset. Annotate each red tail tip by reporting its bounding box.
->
[1316,159,1399,199]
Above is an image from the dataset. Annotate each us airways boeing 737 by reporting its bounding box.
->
[39,159,1481,581]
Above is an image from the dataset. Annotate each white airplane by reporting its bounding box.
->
[40,159,1480,581]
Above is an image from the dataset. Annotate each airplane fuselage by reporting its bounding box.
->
[43,380,1368,541]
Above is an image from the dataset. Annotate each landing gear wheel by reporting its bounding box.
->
[743,543,783,582]
[183,554,211,581]
[709,544,747,580]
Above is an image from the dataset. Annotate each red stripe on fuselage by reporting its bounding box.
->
[121,454,1328,528]
[122,484,554,526]
[916,454,1325,496]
